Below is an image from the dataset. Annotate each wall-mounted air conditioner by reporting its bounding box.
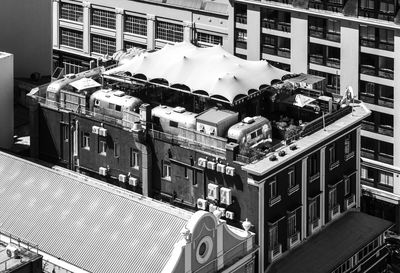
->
[92,126,99,134]
[129,177,138,186]
[225,211,234,220]
[220,187,232,205]
[216,163,226,173]
[98,127,107,137]
[197,198,208,210]
[118,174,127,183]
[226,166,235,176]
[207,161,216,171]
[99,167,107,176]
[207,184,219,200]
[198,158,207,168]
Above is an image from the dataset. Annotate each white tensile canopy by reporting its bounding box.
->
[282,94,316,108]
[105,42,288,103]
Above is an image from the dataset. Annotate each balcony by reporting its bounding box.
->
[309,54,323,65]
[361,39,394,51]
[344,151,355,161]
[277,22,291,32]
[326,58,340,69]
[235,40,247,50]
[309,218,321,234]
[378,153,393,165]
[235,14,247,24]
[262,44,277,55]
[288,232,300,248]
[329,204,341,220]
[277,48,290,58]
[378,125,393,137]
[378,68,394,80]
[360,65,394,80]
[345,194,355,210]
[268,244,282,262]
[288,184,300,195]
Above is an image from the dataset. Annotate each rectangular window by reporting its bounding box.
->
[62,125,69,142]
[156,21,183,42]
[344,176,350,195]
[60,3,83,22]
[60,28,83,49]
[184,167,188,179]
[91,8,116,29]
[235,30,247,49]
[114,142,120,158]
[270,179,277,200]
[124,41,146,50]
[379,171,394,187]
[81,132,90,149]
[309,200,318,221]
[197,32,223,46]
[99,139,107,155]
[329,143,337,164]
[130,149,139,168]
[329,187,337,209]
[269,225,278,250]
[308,153,319,178]
[288,214,296,236]
[124,15,147,36]
[163,161,171,180]
[91,35,116,55]
[288,168,295,188]
[344,135,351,155]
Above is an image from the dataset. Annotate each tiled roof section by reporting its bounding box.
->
[0,152,191,273]
[268,212,393,273]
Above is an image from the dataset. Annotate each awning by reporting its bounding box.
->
[282,94,316,108]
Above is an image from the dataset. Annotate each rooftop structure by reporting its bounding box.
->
[0,241,42,273]
[0,52,13,149]
[0,151,256,273]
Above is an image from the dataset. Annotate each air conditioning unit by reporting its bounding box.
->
[98,127,107,137]
[198,158,207,168]
[209,204,217,213]
[216,163,226,173]
[207,161,216,171]
[220,187,232,205]
[92,125,99,134]
[129,177,139,186]
[225,211,235,220]
[118,174,127,183]
[99,167,107,176]
[226,166,235,176]
[207,184,219,200]
[6,244,20,258]
[197,198,208,210]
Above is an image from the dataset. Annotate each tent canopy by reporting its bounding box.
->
[282,94,316,108]
[105,42,288,103]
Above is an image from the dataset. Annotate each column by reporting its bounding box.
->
[147,14,156,50]
[225,0,235,54]
[356,127,361,207]
[340,21,359,96]
[115,8,124,51]
[290,12,308,73]
[258,183,265,273]
[393,29,400,180]
[320,147,326,226]
[183,21,193,43]
[246,4,261,61]
[82,1,91,54]
[301,158,307,240]
[52,0,60,48]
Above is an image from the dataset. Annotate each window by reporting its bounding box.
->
[60,29,83,49]
[270,179,277,200]
[379,140,393,156]
[124,41,146,50]
[235,30,247,49]
[81,132,90,149]
[91,9,116,29]
[360,0,374,9]
[99,139,107,155]
[114,142,120,158]
[344,135,351,155]
[60,3,83,22]
[62,124,69,142]
[269,225,278,250]
[163,161,171,180]
[130,149,139,168]
[91,35,116,55]
[329,143,337,165]
[329,187,337,209]
[184,167,188,179]
[308,153,319,178]
[288,214,296,236]
[379,171,394,187]
[124,15,147,36]
[361,166,374,181]
[156,21,183,42]
[344,176,350,195]
[197,32,223,46]
[288,168,295,188]
[309,200,318,221]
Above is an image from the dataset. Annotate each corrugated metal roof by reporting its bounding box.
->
[0,152,192,273]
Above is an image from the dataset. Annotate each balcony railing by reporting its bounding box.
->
[269,244,282,262]
[269,195,282,207]
[345,194,355,210]
[277,48,290,58]
[235,40,247,50]
[262,44,277,55]
[309,218,320,234]
[360,65,394,80]
[378,125,393,137]
[326,58,340,69]
[329,204,341,220]
[361,39,394,51]
[288,231,300,248]
[235,14,247,24]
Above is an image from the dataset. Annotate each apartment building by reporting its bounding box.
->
[230,0,400,231]
[28,42,389,272]
[52,0,233,74]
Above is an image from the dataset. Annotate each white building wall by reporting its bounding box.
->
[0,0,51,77]
[0,53,14,149]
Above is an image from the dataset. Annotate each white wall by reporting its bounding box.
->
[0,53,14,149]
[0,0,52,78]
